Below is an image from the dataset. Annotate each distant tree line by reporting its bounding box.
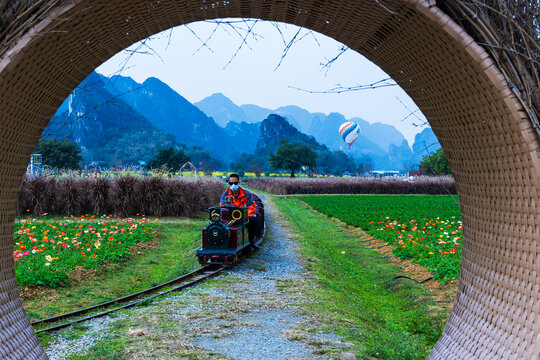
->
[35,138,448,176]
[230,140,374,177]
[33,139,224,171]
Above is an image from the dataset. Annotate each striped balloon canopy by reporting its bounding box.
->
[339,121,361,147]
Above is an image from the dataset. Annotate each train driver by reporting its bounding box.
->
[220,173,260,249]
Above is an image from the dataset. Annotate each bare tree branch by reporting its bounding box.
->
[308,30,321,47]
[289,77,397,94]
[223,19,259,69]
[114,38,157,76]
[271,21,288,47]
[320,45,349,75]
[477,42,540,65]
[395,96,427,127]
[192,21,220,55]
[184,24,214,53]
[165,28,173,51]
[274,26,302,70]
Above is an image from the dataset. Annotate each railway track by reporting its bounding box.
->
[32,265,225,334]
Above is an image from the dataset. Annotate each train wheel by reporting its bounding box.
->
[197,256,203,265]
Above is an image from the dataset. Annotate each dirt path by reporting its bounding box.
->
[44,194,356,359]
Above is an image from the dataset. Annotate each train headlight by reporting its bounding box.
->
[206,223,227,247]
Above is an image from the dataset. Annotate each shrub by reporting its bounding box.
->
[18,176,224,217]
[248,176,456,195]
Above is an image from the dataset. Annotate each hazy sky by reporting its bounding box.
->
[97,20,428,145]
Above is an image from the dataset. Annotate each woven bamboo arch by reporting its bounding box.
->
[0,0,538,359]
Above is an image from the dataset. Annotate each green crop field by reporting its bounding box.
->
[299,195,462,281]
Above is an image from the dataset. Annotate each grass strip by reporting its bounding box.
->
[273,196,446,360]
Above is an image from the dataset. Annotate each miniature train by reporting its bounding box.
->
[196,194,264,265]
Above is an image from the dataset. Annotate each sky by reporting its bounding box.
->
[97,19,428,145]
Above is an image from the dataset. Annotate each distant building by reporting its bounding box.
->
[368,170,401,177]
[407,166,423,176]
[26,154,42,177]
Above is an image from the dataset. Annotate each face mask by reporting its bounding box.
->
[230,184,239,191]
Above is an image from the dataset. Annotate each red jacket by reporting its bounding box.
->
[220,187,256,217]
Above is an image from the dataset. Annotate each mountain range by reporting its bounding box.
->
[195,92,439,169]
[47,72,440,171]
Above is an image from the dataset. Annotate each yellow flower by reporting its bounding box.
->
[428,252,434,255]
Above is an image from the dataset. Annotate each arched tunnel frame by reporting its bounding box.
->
[0,0,539,359]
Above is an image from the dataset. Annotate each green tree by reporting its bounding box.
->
[269,140,317,177]
[315,150,356,175]
[146,147,190,171]
[420,148,451,175]
[185,145,224,170]
[357,154,374,174]
[230,153,264,176]
[35,139,83,169]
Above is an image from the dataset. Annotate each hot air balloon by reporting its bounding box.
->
[339,121,361,148]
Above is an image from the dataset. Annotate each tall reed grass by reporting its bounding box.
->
[18,176,224,217]
[248,176,456,195]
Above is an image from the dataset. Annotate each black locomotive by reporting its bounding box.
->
[196,194,264,265]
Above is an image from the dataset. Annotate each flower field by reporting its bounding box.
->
[299,195,462,281]
[14,214,157,288]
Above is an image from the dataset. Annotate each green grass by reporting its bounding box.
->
[299,195,462,281]
[274,196,447,359]
[26,216,204,324]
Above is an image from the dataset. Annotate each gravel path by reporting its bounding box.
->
[44,194,355,359]
[192,194,335,359]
